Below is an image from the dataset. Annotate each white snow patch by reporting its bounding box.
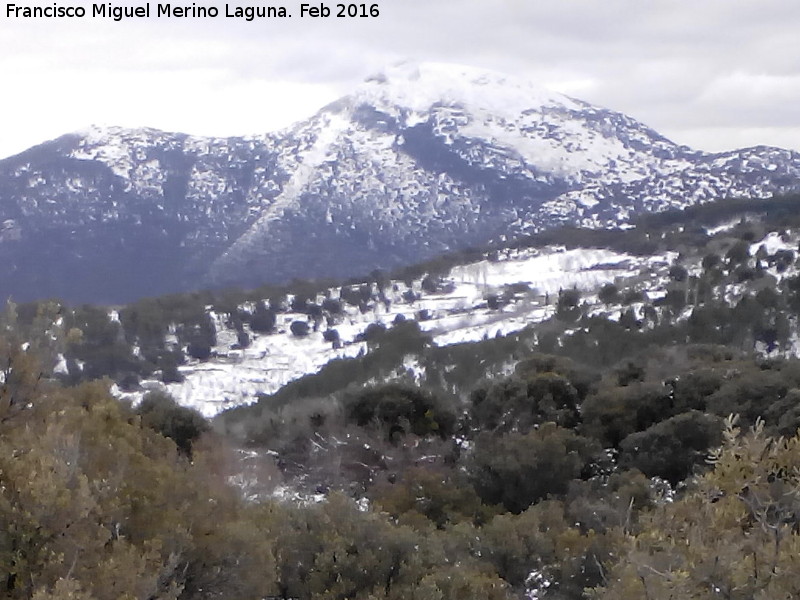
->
[116,245,679,417]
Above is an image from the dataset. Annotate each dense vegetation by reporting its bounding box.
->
[8,320,800,599]
[7,194,800,598]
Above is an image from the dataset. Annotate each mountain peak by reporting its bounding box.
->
[352,61,580,120]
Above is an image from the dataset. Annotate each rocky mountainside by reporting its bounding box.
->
[1,62,799,303]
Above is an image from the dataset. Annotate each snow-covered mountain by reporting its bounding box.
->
[1,62,799,302]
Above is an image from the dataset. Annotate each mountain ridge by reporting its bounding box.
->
[1,62,799,303]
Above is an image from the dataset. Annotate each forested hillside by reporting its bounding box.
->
[6,195,800,598]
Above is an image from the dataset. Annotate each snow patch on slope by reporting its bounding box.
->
[120,246,677,417]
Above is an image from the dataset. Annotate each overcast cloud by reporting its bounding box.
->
[1,0,798,159]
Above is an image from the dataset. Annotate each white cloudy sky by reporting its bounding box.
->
[1,0,798,159]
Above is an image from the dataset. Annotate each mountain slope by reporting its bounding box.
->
[0,127,283,301]
[1,62,799,302]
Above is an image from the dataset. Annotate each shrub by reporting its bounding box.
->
[470,424,599,513]
[290,320,310,337]
[556,289,581,322]
[249,305,276,334]
[137,391,209,456]
[598,283,619,304]
[322,329,340,346]
[619,411,723,484]
[343,384,456,440]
